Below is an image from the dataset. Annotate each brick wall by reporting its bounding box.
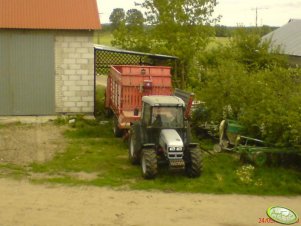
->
[55,31,94,114]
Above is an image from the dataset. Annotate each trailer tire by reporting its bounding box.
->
[141,149,157,179]
[185,148,203,178]
[113,117,123,137]
[129,131,140,165]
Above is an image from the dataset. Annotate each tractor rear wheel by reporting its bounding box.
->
[185,148,203,178]
[141,149,157,179]
[129,132,140,165]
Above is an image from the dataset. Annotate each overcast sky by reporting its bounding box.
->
[97,0,301,27]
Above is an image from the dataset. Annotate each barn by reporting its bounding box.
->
[262,19,301,66]
[0,0,101,116]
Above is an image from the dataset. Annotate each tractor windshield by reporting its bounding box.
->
[151,106,184,128]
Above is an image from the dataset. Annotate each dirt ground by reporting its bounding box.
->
[0,124,66,165]
[0,124,300,226]
[0,178,300,226]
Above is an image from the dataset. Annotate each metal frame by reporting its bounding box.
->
[94,45,178,75]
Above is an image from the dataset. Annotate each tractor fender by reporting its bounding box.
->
[188,143,198,149]
[142,143,156,149]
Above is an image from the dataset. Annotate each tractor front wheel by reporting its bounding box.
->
[141,149,157,179]
[185,149,203,178]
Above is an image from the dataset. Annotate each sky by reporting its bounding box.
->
[97,0,301,27]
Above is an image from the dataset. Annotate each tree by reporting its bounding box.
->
[140,0,219,87]
[111,8,148,51]
[109,8,126,30]
[111,0,219,87]
[126,9,144,27]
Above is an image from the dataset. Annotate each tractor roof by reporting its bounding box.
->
[142,96,185,107]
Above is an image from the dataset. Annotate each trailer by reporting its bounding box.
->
[105,65,173,137]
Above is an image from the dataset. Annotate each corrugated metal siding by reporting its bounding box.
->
[0,0,101,30]
[0,31,55,115]
[0,31,12,115]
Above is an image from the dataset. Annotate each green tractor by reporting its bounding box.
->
[128,95,203,179]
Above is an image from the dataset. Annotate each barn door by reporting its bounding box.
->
[0,31,55,115]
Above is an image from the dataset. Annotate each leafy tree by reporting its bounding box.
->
[126,9,144,27]
[111,8,148,51]
[230,28,286,71]
[111,0,220,87]
[109,8,126,30]
[215,25,231,37]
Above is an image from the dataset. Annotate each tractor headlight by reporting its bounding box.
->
[168,147,183,151]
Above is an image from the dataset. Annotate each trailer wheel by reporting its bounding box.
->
[185,148,203,178]
[141,149,157,179]
[113,117,123,137]
[129,132,140,165]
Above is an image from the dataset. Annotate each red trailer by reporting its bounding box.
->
[105,65,173,137]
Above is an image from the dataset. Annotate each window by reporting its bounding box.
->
[151,106,184,128]
[142,103,151,125]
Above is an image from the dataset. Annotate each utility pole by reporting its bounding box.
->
[251,7,268,27]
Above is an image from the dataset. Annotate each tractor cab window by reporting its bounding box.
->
[142,103,152,125]
[151,106,184,128]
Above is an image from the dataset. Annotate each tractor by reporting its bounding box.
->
[128,95,203,179]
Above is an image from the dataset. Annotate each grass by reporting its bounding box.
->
[94,31,114,46]
[207,37,230,49]
[0,85,300,195]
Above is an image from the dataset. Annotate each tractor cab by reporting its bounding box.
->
[141,96,185,129]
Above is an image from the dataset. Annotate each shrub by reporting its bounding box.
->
[192,28,301,147]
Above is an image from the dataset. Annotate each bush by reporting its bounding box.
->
[192,28,301,147]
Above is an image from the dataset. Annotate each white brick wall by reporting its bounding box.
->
[55,31,94,114]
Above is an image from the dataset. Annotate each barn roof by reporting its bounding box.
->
[0,0,101,30]
[262,19,301,56]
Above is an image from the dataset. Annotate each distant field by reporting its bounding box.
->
[93,31,230,49]
[94,31,113,46]
[207,37,230,49]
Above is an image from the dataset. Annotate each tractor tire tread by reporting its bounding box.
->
[185,149,203,178]
[142,149,157,179]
